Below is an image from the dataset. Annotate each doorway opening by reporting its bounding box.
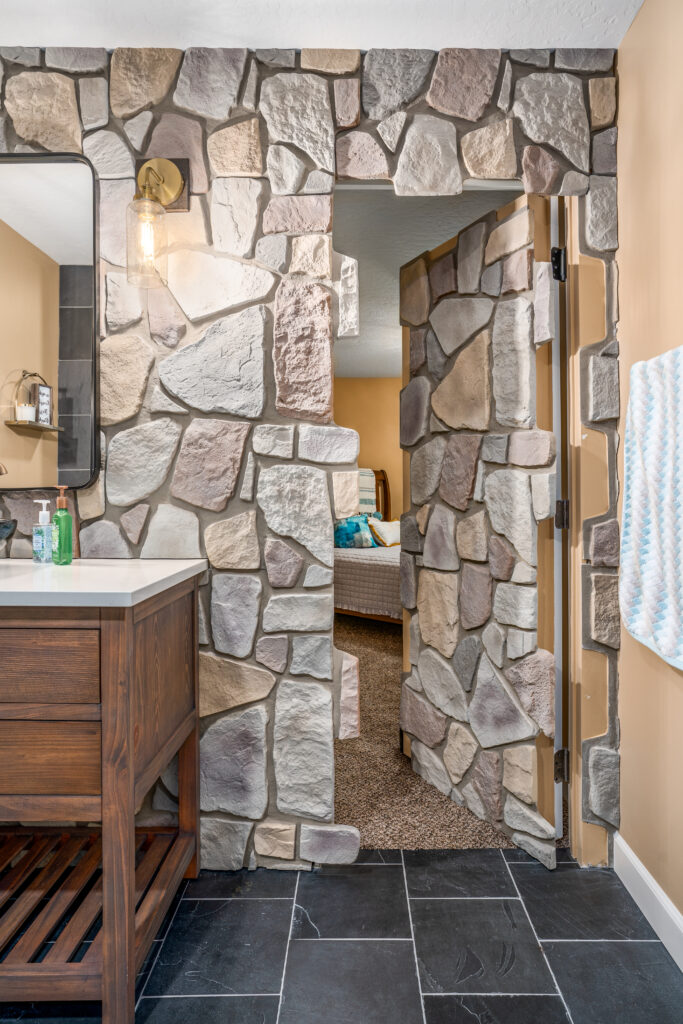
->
[329,184,561,852]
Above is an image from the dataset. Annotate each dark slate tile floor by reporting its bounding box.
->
[1,850,681,1024]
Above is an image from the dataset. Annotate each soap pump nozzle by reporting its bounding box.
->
[56,486,68,509]
[34,499,51,525]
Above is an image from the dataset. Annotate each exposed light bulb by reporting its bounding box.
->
[126,197,167,289]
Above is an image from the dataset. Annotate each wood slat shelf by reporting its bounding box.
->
[4,420,63,433]
[0,827,194,1001]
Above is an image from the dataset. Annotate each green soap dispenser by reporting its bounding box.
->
[52,486,73,565]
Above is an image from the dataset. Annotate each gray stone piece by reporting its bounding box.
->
[482,621,506,668]
[267,144,307,195]
[140,504,201,558]
[559,171,589,195]
[145,111,208,193]
[200,706,268,819]
[256,635,289,674]
[201,817,253,872]
[0,47,40,66]
[533,262,555,347]
[481,435,508,464]
[586,175,618,252]
[265,538,304,588]
[119,503,150,546]
[492,297,533,427]
[171,419,250,512]
[590,519,620,567]
[255,49,296,67]
[274,679,334,820]
[460,562,493,631]
[400,683,448,747]
[401,552,418,609]
[257,464,333,567]
[452,635,481,692]
[174,48,247,120]
[592,127,617,176]
[427,48,500,120]
[362,48,434,120]
[554,49,615,72]
[79,77,109,131]
[508,430,556,467]
[512,72,590,172]
[430,296,494,356]
[411,740,452,797]
[470,749,504,823]
[510,49,551,67]
[79,521,131,559]
[439,434,482,512]
[148,385,186,415]
[457,222,487,294]
[298,425,359,464]
[263,594,334,633]
[304,565,333,588]
[588,745,620,827]
[411,437,447,505]
[493,582,538,630]
[83,129,133,179]
[210,177,265,259]
[423,504,459,571]
[106,418,182,507]
[299,824,360,865]
[255,233,289,272]
[211,573,262,658]
[123,110,153,151]
[426,329,449,381]
[590,572,620,649]
[377,111,407,152]
[394,115,462,196]
[159,306,266,418]
[507,629,538,660]
[521,145,561,194]
[504,794,554,839]
[481,261,503,296]
[260,73,335,172]
[505,649,555,738]
[400,376,431,447]
[469,655,537,748]
[589,354,619,422]
[253,424,295,459]
[511,831,556,870]
[291,635,333,680]
[429,252,457,304]
[418,647,468,720]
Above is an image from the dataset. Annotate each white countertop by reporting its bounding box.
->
[0,559,207,607]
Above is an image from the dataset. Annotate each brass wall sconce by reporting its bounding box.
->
[126,157,189,289]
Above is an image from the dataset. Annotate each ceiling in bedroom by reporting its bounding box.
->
[0,0,644,49]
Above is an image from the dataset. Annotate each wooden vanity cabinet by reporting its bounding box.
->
[0,576,200,1023]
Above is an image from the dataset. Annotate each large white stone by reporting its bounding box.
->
[159,305,266,418]
[298,425,359,464]
[165,196,208,249]
[263,594,334,633]
[173,48,247,120]
[204,510,260,570]
[201,817,252,871]
[394,115,462,196]
[274,679,334,819]
[429,297,494,356]
[104,273,142,332]
[257,464,333,566]
[469,655,537,748]
[290,234,333,279]
[260,73,335,172]
[211,573,262,658]
[83,129,133,179]
[418,647,468,720]
[210,177,265,258]
[140,504,201,558]
[200,706,267,819]
[167,250,275,322]
[485,469,537,565]
[99,334,154,426]
[491,298,534,427]
[512,73,590,172]
[106,419,182,506]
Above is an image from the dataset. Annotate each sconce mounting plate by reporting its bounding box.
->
[134,157,190,212]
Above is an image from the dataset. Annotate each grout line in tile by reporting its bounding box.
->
[275,869,300,1024]
[134,879,187,1012]
[423,991,563,997]
[401,849,428,1024]
[140,992,281,999]
[500,850,576,1024]
[540,938,662,943]
[291,937,414,942]
[409,896,520,901]
[181,896,295,901]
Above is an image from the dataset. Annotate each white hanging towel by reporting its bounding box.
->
[620,346,683,668]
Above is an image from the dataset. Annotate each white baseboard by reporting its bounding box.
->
[613,833,683,971]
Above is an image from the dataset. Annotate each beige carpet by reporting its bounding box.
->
[333,614,514,850]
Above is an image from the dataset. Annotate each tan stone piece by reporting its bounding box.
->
[334,78,360,128]
[416,505,431,534]
[336,131,390,180]
[99,335,155,427]
[254,820,297,859]
[204,510,260,569]
[443,722,478,784]
[417,569,459,658]
[588,77,616,129]
[207,117,264,176]
[461,119,517,179]
[456,509,488,562]
[199,651,275,717]
[5,72,82,152]
[301,49,361,73]
[431,330,491,430]
[290,234,333,278]
[503,744,537,804]
[484,209,533,265]
[109,47,182,118]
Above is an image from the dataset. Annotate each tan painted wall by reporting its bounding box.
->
[0,219,59,488]
[334,377,403,516]
[617,0,683,909]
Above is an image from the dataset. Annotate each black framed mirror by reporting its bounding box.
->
[0,154,97,491]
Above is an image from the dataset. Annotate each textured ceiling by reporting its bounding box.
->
[0,0,644,48]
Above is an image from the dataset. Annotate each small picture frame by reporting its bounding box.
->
[30,382,53,426]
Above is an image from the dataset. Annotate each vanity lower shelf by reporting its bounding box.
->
[0,826,194,1001]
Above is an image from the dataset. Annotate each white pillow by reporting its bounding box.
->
[369,518,401,547]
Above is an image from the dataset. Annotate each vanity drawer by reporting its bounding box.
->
[0,721,101,794]
[0,629,100,703]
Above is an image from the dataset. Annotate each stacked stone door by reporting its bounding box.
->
[399,194,561,868]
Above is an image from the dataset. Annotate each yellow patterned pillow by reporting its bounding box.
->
[368,518,401,547]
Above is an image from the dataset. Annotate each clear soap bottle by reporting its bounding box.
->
[52,486,73,565]
[32,500,53,563]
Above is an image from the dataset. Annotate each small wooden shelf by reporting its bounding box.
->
[0,826,194,1001]
[4,420,63,433]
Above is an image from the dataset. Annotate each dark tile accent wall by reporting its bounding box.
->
[58,265,94,487]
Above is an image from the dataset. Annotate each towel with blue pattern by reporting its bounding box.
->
[620,347,683,667]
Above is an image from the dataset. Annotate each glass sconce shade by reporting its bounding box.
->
[126,197,167,288]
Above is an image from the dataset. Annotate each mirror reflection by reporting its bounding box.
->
[0,158,95,490]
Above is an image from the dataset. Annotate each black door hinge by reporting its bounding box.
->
[551,246,567,282]
[554,748,570,784]
[555,499,570,530]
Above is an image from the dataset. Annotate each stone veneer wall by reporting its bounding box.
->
[0,44,620,868]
